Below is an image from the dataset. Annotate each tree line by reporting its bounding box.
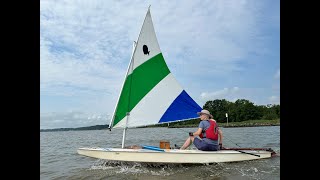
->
[203,99,280,123]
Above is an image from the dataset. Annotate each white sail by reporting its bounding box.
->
[110,7,201,129]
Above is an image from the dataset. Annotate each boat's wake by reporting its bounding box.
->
[88,158,278,179]
[91,159,211,168]
[89,159,187,176]
[89,159,226,176]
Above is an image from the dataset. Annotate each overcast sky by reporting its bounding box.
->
[40,0,280,129]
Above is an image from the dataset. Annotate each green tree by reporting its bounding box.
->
[202,98,279,123]
[203,99,229,122]
[233,99,259,121]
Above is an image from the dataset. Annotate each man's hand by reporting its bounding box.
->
[189,132,194,136]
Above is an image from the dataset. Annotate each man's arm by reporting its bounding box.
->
[218,129,223,144]
[218,129,223,146]
[191,128,203,136]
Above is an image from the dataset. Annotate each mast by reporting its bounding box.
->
[111,6,151,148]
[121,41,136,148]
[109,41,136,131]
[121,7,151,148]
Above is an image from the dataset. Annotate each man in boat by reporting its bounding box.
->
[180,109,223,151]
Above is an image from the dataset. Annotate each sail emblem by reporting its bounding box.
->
[143,45,150,55]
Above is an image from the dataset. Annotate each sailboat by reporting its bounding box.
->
[77,6,276,164]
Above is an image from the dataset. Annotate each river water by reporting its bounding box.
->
[40,126,280,179]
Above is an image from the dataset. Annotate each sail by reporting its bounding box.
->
[110,8,202,129]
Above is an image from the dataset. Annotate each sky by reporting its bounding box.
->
[40,0,280,129]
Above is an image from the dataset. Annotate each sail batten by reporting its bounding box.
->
[111,7,201,129]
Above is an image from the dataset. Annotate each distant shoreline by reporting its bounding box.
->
[168,124,280,128]
[40,124,109,132]
[167,119,280,128]
[41,120,280,132]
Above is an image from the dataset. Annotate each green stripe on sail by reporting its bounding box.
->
[113,53,170,127]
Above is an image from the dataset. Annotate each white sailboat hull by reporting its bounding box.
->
[77,147,272,164]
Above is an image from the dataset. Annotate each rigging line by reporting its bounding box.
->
[222,134,258,149]
[222,135,242,148]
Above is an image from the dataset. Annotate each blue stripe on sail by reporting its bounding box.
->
[159,90,202,123]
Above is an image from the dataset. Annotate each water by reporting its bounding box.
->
[40,126,280,180]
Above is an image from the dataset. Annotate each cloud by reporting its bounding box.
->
[200,87,240,102]
[41,0,274,97]
[268,95,280,105]
[200,87,279,106]
[40,111,111,129]
[156,0,271,78]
